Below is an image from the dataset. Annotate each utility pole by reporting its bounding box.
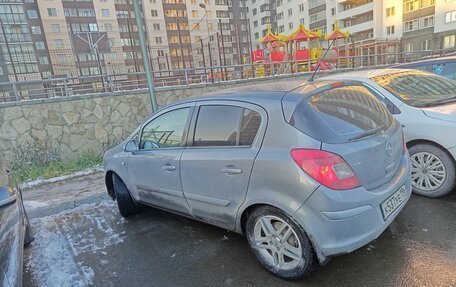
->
[218,19,227,79]
[176,17,186,69]
[207,42,214,81]
[166,53,171,76]
[200,38,207,76]
[0,20,18,82]
[132,0,158,112]
[235,23,242,65]
[127,18,139,74]
[216,32,223,79]
[68,19,83,77]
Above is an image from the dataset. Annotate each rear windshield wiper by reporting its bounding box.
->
[349,125,385,141]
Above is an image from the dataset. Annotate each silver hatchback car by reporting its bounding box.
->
[103,79,411,279]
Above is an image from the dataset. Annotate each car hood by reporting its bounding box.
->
[422,102,456,123]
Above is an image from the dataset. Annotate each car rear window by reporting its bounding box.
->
[289,84,393,144]
[372,70,456,107]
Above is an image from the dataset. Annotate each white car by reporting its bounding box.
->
[320,69,456,197]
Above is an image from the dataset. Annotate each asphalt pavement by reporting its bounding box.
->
[22,174,456,287]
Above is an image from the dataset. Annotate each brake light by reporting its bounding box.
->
[290,149,360,190]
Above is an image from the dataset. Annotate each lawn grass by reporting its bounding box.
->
[13,151,103,184]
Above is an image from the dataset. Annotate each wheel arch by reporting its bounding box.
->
[238,202,329,265]
[406,139,456,164]
[105,170,115,200]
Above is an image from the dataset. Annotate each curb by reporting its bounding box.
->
[20,166,104,191]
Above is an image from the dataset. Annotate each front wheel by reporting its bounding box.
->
[409,144,455,198]
[245,206,315,280]
[112,173,140,218]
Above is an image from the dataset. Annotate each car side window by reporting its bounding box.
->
[140,108,190,150]
[193,105,261,147]
[434,63,456,80]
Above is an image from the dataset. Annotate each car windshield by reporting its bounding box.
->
[371,70,456,107]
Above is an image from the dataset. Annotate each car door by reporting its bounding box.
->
[0,161,21,287]
[127,103,194,215]
[180,101,267,229]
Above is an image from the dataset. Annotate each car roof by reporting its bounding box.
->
[318,68,422,81]
[166,78,342,106]
[393,55,456,67]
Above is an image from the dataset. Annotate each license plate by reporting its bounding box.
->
[381,185,407,220]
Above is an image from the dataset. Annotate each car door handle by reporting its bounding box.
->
[221,167,242,175]
[162,165,176,172]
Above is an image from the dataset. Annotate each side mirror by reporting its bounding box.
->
[0,186,17,208]
[124,140,139,153]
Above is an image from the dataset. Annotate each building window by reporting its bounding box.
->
[299,4,304,12]
[386,7,395,17]
[151,10,158,17]
[31,26,42,34]
[404,42,413,52]
[253,20,258,27]
[39,57,49,65]
[443,35,455,49]
[288,8,292,16]
[27,10,38,19]
[386,25,395,35]
[420,16,434,28]
[35,42,45,50]
[192,10,198,18]
[55,39,64,48]
[278,25,284,33]
[404,0,417,13]
[153,23,160,30]
[421,39,431,51]
[300,18,305,25]
[252,8,257,15]
[445,11,456,23]
[51,24,60,33]
[420,0,435,8]
[288,22,293,30]
[48,8,57,17]
[104,23,113,31]
[155,37,162,44]
[403,19,419,32]
[254,32,259,39]
[331,8,336,16]
[102,9,110,17]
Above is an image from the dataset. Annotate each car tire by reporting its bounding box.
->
[409,144,456,198]
[245,206,315,280]
[24,219,34,246]
[112,173,140,218]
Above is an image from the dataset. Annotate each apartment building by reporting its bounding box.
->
[402,0,456,53]
[0,0,45,83]
[0,0,249,84]
[246,0,455,54]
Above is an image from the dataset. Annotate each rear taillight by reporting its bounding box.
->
[290,149,360,190]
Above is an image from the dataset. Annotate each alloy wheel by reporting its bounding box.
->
[253,215,302,270]
[411,152,446,191]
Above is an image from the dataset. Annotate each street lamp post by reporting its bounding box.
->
[199,3,214,81]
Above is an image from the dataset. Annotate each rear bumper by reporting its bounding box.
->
[294,155,411,261]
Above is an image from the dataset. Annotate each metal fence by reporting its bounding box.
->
[0,50,454,103]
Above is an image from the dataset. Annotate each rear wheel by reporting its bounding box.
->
[112,173,140,218]
[409,144,455,197]
[245,206,315,280]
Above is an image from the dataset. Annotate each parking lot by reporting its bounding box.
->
[22,175,456,287]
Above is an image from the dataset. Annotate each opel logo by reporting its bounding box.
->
[386,142,393,156]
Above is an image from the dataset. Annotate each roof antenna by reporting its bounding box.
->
[309,38,337,82]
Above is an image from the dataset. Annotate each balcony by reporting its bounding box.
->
[338,1,374,21]
[340,20,374,34]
